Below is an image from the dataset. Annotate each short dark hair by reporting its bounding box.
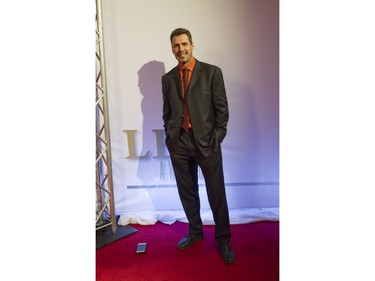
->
[170,28,193,44]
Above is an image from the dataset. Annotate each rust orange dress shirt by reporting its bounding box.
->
[179,57,196,129]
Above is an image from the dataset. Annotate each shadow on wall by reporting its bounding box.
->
[137,60,166,182]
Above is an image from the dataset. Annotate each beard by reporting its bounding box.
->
[176,52,191,65]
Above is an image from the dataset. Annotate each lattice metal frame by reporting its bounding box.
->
[95,0,116,233]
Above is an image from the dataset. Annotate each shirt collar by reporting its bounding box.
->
[179,57,196,73]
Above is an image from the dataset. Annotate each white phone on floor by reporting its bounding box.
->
[136,242,147,253]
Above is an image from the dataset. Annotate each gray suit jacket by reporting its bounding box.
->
[162,59,229,157]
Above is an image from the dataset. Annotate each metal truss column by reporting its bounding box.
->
[95,0,116,234]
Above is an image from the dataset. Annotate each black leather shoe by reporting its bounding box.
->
[218,244,235,264]
[177,234,203,249]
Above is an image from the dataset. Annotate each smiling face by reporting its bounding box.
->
[171,34,194,67]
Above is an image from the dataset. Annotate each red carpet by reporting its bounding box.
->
[96,221,279,281]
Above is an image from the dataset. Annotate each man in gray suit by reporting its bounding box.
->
[162,28,235,264]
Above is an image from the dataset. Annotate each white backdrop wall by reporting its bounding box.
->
[101,0,279,214]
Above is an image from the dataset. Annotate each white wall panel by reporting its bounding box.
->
[101,0,279,213]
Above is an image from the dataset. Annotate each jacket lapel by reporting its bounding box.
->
[189,60,201,92]
[172,67,183,99]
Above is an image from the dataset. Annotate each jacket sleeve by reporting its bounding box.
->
[212,67,229,143]
[161,75,171,132]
